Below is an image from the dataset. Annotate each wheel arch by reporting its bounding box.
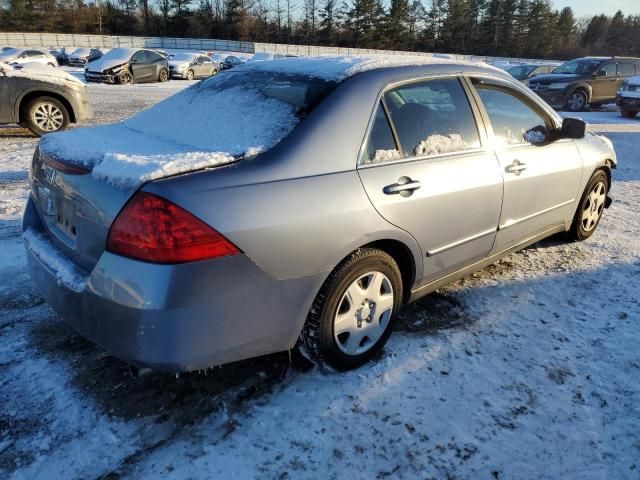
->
[569,83,593,103]
[360,239,417,303]
[18,91,76,124]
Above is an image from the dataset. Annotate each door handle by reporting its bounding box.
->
[383,177,421,196]
[505,160,527,175]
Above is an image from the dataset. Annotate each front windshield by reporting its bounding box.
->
[171,53,196,61]
[553,59,602,75]
[507,65,536,79]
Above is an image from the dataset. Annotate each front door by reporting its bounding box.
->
[131,51,152,82]
[0,76,11,122]
[357,77,503,284]
[470,79,583,253]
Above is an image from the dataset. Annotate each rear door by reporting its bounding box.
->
[469,77,583,253]
[591,61,619,102]
[357,76,503,284]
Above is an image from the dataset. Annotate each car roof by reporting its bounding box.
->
[232,55,508,83]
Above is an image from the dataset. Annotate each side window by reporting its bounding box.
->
[600,63,617,76]
[132,51,147,63]
[384,78,481,157]
[147,52,163,62]
[203,57,212,63]
[361,102,401,164]
[620,63,635,76]
[475,84,550,146]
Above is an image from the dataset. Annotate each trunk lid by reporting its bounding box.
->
[32,147,138,272]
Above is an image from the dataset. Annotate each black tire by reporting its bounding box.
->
[23,96,70,136]
[568,170,609,241]
[621,109,638,118]
[211,68,218,76]
[186,69,195,80]
[158,68,169,82]
[565,89,588,112]
[299,248,403,371]
[119,71,133,84]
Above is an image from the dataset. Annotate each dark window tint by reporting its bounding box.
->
[361,102,400,164]
[384,78,480,157]
[147,51,164,62]
[475,84,549,145]
[620,63,636,76]
[132,51,148,63]
[600,63,617,76]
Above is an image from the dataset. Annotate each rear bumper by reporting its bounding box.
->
[23,196,325,372]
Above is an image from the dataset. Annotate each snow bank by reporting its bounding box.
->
[371,149,402,163]
[40,83,297,189]
[414,133,469,156]
[23,228,87,292]
[4,62,84,86]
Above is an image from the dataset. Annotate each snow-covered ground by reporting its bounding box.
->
[1,85,639,479]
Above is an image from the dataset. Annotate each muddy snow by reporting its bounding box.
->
[1,82,639,480]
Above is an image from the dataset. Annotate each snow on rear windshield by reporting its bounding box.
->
[124,70,337,155]
[40,70,337,189]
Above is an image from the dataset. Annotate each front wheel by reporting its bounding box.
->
[119,71,133,84]
[565,90,588,112]
[621,108,638,118]
[568,170,609,241]
[299,248,402,371]
[23,96,70,136]
[186,69,195,80]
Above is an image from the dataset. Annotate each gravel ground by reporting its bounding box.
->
[0,82,639,480]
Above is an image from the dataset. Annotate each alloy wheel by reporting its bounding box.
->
[568,92,586,111]
[581,181,606,232]
[32,102,64,132]
[333,271,394,356]
[186,70,194,80]
[120,72,132,84]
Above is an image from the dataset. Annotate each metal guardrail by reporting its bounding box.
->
[0,32,559,65]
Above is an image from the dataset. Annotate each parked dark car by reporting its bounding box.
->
[507,63,558,81]
[68,48,103,67]
[528,56,640,112]
[49,47,69,66]
[84,48,169,84]
[0,62,93,135]
[221,55,245,70]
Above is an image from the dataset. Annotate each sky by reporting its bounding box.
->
[552,0,640,17]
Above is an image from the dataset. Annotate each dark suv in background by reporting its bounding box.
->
[528,56,640,111]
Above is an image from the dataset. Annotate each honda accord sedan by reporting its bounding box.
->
[23,56,616,372]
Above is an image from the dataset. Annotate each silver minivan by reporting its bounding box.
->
[24,57,617,372]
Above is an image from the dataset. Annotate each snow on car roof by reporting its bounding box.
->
[3,62,83,86]
[238,54,500,81]
[38,55,500,189]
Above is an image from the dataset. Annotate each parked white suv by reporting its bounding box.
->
[617,75,640,118]
[0,48,58,67]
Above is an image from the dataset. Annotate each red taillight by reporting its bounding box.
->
[106,192,239,264]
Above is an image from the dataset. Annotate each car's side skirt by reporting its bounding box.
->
[408,223,567,303]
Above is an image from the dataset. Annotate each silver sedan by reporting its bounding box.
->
[23,57,616,372]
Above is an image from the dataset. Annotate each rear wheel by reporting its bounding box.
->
[299,248,402,371]
[565,90,588,112]
[621,108,638,118]
[158,68,169,82]
[23,96,69,136]
[568,170,609,241]
[186,69,195,80]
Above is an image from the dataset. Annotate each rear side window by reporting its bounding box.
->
[620,63,636,76]
[600,63,617,76]
[361,102,400,163]
[475,84,549,145]
[383,77,481,158]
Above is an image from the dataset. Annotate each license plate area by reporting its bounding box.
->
[36,183,78,240]
[54,199,78,238]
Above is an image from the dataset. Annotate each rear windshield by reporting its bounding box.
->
[171,53,196,61]
[123,70,338,157]
[553,59,602,75]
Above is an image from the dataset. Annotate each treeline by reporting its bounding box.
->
[1,0,640,59]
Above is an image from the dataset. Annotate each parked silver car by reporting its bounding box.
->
[1,62,93,135]
[0,48,58,67]
[23,57,616,372]
[168,53,218,80]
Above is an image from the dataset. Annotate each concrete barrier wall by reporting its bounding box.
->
[0,32,559,65]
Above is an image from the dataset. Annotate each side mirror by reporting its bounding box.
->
[561,117,587,139]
